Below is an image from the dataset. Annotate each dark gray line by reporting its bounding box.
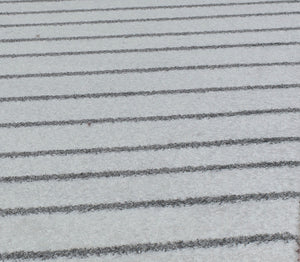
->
[0,108,299,129]
[1,1,299,15]
[1,137,298,159]
[0,191,299,217]
[1,61,299,80]
[1,27,300,43]
[0,233,297,261]
[1,161,299,183]
[2,42,298,59]
[1,84,298,103]
[1,11,299,28]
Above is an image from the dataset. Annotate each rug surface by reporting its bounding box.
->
[0,0,299,261]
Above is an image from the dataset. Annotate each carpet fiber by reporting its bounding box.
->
[0,0,299,261]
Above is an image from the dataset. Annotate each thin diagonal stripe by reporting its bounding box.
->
[0,233,297,260]
[0,192,299,217]
[0,137,298,159]
[1,84,298,103]
[1,61,299,80]
[1,27,299,43]
[1,11,299,28]
[1,0,299,15]
[1,161,298,183]
[1,108,298,129]
[1,42,298,59]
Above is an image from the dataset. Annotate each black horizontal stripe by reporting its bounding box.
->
[1,11,299,28]
[1,61,299,80]
[1,108,298,129]
[0,191,299,217]
[0,233,296,261]
[1,161,299,183]
[2,27,299,43]
[2,42,298,59]
[1,83,298,103]
[1,0,299,15]
[1,137,298,159]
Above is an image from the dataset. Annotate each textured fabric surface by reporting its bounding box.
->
[0,0,299,261]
